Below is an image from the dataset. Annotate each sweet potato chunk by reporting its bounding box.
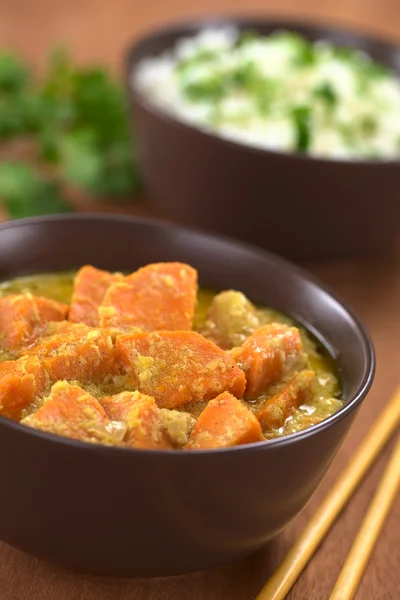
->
[201,290,261,349]
[69,265,121,327]
[98,262,197,333]
[101,392,195,448]
[28,381,108,423]
[100,391,172,449]
[185,392,262,449]
[231,324,306,400]
[24,327,120,384]
[22,381,126,444]
[99,391,137,421]
[40,320,92,340]
[16,322,93,359]
[123,393,172,449]
[0,356,46,420]
[256,370,317,432]
[0,294,68,354]
[116,331,246,409]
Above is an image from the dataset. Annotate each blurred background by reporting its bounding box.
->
[1,0,400,230]
[2,0,400,72]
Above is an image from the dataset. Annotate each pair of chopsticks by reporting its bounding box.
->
[256,387,400,600]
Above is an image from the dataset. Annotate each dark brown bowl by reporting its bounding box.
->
[126,17,400,262]
[0,215,374,577]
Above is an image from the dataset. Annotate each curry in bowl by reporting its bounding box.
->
[0,262,341,449]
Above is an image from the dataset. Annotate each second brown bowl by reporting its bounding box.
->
[126,17,400,262]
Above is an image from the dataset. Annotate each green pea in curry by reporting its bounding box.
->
[0,264,342,449]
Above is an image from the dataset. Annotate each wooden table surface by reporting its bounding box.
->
[1,1,400,598]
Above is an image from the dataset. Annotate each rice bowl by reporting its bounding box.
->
[134,27,400,160]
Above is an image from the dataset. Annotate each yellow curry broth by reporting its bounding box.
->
[0,271,341,440]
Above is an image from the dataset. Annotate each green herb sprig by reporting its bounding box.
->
[0,48,140,218]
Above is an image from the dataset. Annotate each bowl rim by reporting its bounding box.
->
[0,213,375,456]
[126,12,400,169]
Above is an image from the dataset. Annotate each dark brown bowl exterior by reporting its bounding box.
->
[126,17,400,262]
[0,215,374,577]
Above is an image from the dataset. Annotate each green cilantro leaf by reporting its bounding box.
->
[0,162,71,218]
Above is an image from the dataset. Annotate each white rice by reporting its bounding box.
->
[133,27,400,160]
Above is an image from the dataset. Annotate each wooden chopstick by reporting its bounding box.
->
[329,434,400,600]
[255,387,400,600]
